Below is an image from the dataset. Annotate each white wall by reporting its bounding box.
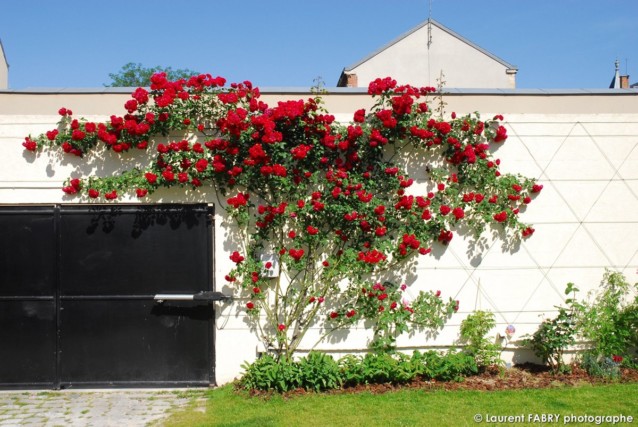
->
[1,91,637,384]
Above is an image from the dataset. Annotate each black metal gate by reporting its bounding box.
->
[0,204,216,389]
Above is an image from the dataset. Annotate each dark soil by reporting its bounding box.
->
[334,364,638,395]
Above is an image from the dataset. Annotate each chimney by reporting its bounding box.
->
[345,72,358,88]
[620,75,630,89]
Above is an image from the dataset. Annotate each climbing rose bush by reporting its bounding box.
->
[23,73,541,358]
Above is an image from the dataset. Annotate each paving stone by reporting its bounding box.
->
[0,389,202,426]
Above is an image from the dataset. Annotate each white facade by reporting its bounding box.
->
[1,89,637,384]
[338,19,517,89]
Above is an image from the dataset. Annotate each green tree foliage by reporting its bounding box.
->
[104,62,200,87]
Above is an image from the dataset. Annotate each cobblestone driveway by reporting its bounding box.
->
[0,389,205,427]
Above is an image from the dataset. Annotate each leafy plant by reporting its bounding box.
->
[421,350,479,382]
[576,270,638,361]
[581,352,621,380]
[239,354,301,392]
[459,310,502,368]
[297,351,342,392]
[524,283,579,374]
[241,349,480,392]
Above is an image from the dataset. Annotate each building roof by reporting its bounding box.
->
[342,18,518,74]
[609,60,621,88]
[0,38,7,67]
[0,39,9,68]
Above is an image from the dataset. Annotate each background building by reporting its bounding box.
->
[337,19,517,89]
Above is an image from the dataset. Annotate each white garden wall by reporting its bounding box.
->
[1,88,637,384]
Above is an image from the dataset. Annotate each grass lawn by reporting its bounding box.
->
[163,383,638,427]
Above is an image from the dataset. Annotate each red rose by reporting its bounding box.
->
[329,312,339,319]
[162,170,175,182]
[62,186,77,195]
[306,226,319,235]
[136,188,148,198]
[230,251,244,264]
[145,172,158,184]
[452,207,464,220]
[277,324,286,332]
[384,167,398,175]
[194,158,209,173]
[439,205,451,216]
[132,87,149,104]
[291,144,311,160]
[104,190,117,200]
[46,130,59,141]
[493,211,508,223]
[288,248,305,261]
[88,188,99,198]
[437,230,453,244]
[22,137,37,151]
[69,178,81,191]
[246,302,255,310]
[71,129,86,141]
[493,125,507,142]
[124,99,138,113]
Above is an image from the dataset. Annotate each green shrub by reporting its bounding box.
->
[422,350,479,382]
[297,352,342,392]
[524,283,579,374]
[239,354,301,392]
[459,310,502,368]
[577,270,638,361]
[240,352,344,392]
[241,349,481,392]
[581,352,621,380]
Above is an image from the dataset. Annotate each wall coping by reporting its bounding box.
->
[1,87,637,96]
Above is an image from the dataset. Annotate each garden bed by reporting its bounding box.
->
[245,363,638,397]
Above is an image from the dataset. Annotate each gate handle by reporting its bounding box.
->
[154,291,232,303]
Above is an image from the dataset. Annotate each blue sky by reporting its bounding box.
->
[1,0,636,89]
